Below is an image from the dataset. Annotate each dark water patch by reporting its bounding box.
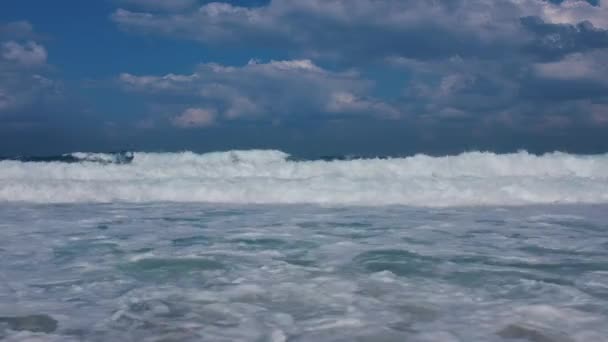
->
[321,229,383,239]
[528,217,603,233]
[475,218,508,226]
[392,303,439,323]
[161,217,203,223]
[329,221,373,228]
[400,237,434,246]
[53,241,123,262]
[297,221,323,229]
[123,257,225,275]
[459,229,500,239]
[497,323,574,342]
[508,232,526,239]
[425,211,461,222]
[0,314,58,333]
[279,243,319,266]
[30,278,87,290]
[231,238,319,254]
[577,286,608,301]
[203,209,244,217]
[132,247,154,253]
[172,236,211,247]
[282,257,317,267]
[520,245,604,258]
[559,220,604,232]
[352,249,436,277]
[575,279,608,301]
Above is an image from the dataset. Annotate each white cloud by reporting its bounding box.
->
[534,49,608,84]
[119,59,401,121]
[110,0,529,60]
[111,0,608,64]
[110,1,608,130]
[513,0,608,29]
[172,107,216,128]
[0,22,58,116]
[326,92,401,118]
[1,41,47,67]
[119,72,198,91]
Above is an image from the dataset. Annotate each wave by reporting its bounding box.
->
[2,151,134,164]
[1,150,608,206]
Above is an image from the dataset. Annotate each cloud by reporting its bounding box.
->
[1,41,47,67]
[520,15,608,60]
[111,0,530,62]
[534,48,608,84]
[516,0,608,29]
[110,1,608,64]
[0,22,59,117]
[172,107,216,128]
[119,59,401,126]
[326,92,401,118]
[109,0,608,134]
[391,48,608,129]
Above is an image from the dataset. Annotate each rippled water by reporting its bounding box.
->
[1,203,608,341]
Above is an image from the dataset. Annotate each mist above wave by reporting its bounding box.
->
[1,150,607,206]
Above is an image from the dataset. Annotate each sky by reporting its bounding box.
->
[1,0,608,157]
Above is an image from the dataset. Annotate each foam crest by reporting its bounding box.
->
[1,150,607,206]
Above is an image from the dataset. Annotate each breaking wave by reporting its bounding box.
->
[4,151,134,164]
[1,150,608,206]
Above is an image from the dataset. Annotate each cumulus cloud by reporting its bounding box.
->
[119,59,401,126]
[515,0,608,29]
[2,41,47,67]
[111,0,530,62]
[0,22,58,117]
[172,107,216,128]
[111,1,607,62]
[534,49,608,84]
[109,0,608,133]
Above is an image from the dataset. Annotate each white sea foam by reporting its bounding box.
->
[1,150,608,206]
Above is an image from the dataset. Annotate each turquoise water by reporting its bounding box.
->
[1,203,607,341]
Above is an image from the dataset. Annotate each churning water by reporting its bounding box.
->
[1,151,607,341]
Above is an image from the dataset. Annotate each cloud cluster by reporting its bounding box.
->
[0,21,59,119]
[2,41,47,66]
[111,0,608,60]
[172,108,216,128]
[120,59,401,127]
[111,0,608,130]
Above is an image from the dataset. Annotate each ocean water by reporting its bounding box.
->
[1,151,608,341]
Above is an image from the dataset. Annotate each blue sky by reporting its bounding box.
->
[1,0,607,156]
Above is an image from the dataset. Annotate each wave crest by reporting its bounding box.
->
[1,150,607,206]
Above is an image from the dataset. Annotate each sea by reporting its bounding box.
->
[1,150,607,341]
